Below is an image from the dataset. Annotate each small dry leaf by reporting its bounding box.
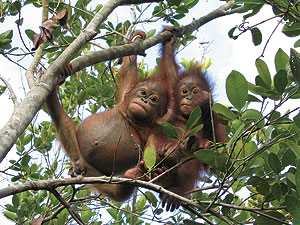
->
[31,8,68,51]
[41,27,53,43]
[41,19,59,31]
[31,33,42,51]
[53,9,68,26]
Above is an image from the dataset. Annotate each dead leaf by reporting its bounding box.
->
[31,33,42,51]
[53,9,68,26]
[31,8,68,51]
[41,19,59,31]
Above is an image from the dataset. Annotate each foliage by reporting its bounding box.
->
[1,0,300,224]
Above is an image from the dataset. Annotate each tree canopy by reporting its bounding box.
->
[1,0,300,224]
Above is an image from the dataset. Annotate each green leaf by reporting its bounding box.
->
[173,13,185,20]
[23,134,32,145]
[136,195,147,209]
[275,48,290,72]
[282,22,300,37]
[146,29,156,38]
[228,26,237,39]
[82,209,96,223]
[168,0,181,6]
[272,183,282,201]
[0,85,7,96]
[158,122,179,139]
[194,149,229,172]
[286,142,300,159]
[274,70,287,94]
[222,193,234,215]
[8,1,21,15]
[185,124,203,139]
[15,18,23,26]
[226,123,245,148]
[290,48,300,82]
[268,153,281,174]
[296,167,300,196]
[101,86,113,98]
[251,27,262,46]
[255,59,271,87]
[285,194,300,222]
[255,75,269,89]
[231,179,245,192]
[5,204,17,213]
[25,29,35,41]
[186,106,201,131]
[0,30,13,41]
[85,87,98,97]
[247,176,270,195]
[20,155,30,167]
[282,149,296,167]
[212,103,235,120]
[295,39,300,48]
[95,4,103,12]
[77,90,88,105]
[248,82,267,96]
[12,195,19,208]
[107,208,118,219]
[226,70,248,111]
[254,211,285,225]
[243,3,264,20]
[294,113,300,128]
[144,191,157,207]
[3,211,17,221]
[176,5,189,14]
[286,172,296,185]
[185,0,198,8]
[242,109,264,128]
[144,146,156,170]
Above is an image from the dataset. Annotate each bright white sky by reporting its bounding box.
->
[0,0,298,223]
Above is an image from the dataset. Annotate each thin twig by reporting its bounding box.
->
[0,74,18,104]
[48,188,85,225]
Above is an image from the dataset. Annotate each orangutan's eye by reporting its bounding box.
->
[141,89,147,95]
[150,96,157,103]
[182,89,188,94]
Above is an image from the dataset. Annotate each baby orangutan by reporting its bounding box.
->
[46,31,171,202]
[146,29,226,211]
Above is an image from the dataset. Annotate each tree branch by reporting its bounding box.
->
[0,176,238,223]
[70,1,243,73]
[48,188,85,225]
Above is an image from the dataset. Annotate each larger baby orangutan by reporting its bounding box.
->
[46,31,171,202]
[146,30,227,211]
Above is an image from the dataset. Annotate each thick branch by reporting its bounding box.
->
[0,176,284,223]
[0,176,232,221]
